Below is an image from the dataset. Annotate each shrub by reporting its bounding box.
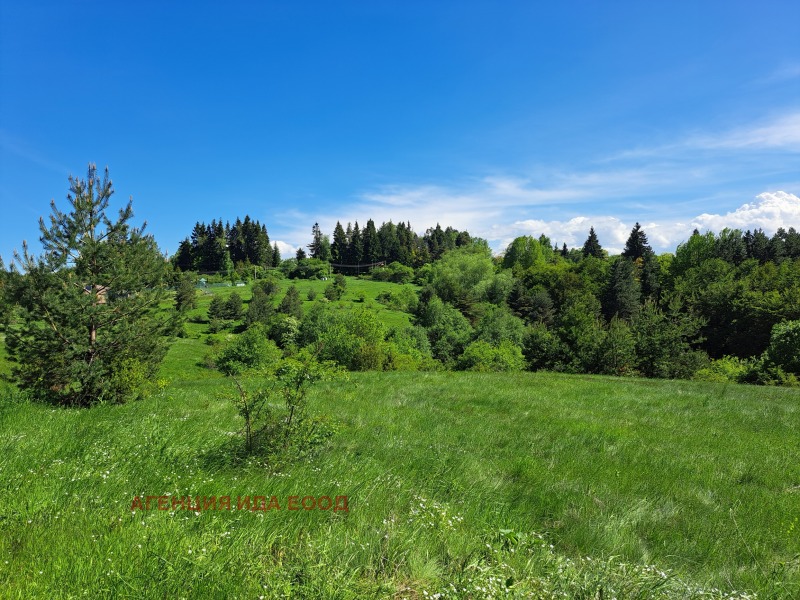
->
[766,319,800,375]
[457,340,525,372]
[694,355,749,383]
[213,324,282,376]
[222,292,244,320]
[226,350,346,456]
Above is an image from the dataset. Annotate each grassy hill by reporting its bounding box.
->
[0,279,798,597]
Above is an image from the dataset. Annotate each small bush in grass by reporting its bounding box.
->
[213,324,281,375]
[694,355,750,383]
[307,288,317,301]
[226,350,346,456]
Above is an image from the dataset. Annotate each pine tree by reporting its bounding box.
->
[604,258,641,321]
[622,223,652,261]
[581,227,604,258]
[5,164,174,406]
[272,242,281,267]
[175,272,197,312]
[363,219,381,263]
[308,223,323,259]
[350,221,363,264]
[332,221,347,264]
[278,285,303,319]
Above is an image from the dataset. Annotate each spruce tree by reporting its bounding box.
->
[332,221,347,264]
[581,227,604,258]
[363,219,381,263]
[278,285,303,319]
[5,164,174,406]
[622,223,652,261]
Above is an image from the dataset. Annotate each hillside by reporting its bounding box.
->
[0,362,797,597]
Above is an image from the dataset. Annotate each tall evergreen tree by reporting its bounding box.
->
[308,222,323,259]
[363,219,381,263]
[582,227,604,258]
[349,221,363,264]
[6,164,174,406]
[604,258,641,321]
[272,242,281,267]
[622,223,652,261]
[332,221,347,264]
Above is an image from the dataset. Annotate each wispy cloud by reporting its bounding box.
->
[690,112,800,151]
[755,63,800,85]
[0,131,70,174]
[269,112,800,255]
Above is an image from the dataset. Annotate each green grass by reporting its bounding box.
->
[1,364,798,597]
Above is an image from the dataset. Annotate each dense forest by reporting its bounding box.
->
[164,216,800,387]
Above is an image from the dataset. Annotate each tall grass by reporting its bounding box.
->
[1,366,797,597]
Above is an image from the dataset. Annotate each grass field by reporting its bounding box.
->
[0,282,798,598]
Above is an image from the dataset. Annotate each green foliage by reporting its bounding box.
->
[414,294,474,365]
[582,226,604,258]
[372,261,414,283]
[299,303,390,370]
[4,164,174,406]
[502,235,554,270]
[226,350,345,455]
[287,257,330,279]
[375,284,419,313]
[278,284,303,319]
[556,295,606,372]
[473,304,526,347]
[457,340,525,372]
[693,355,750,383]
[595,316,637,376]
[631,301,707,379]
[323,273,347,301]
[766,319,800,375]
[421,245,495,315]
[269,314,300,349]
[222,292,243,320]
[604,257,641,321]
[174,272,197,312]
[245,284,275,328]
[207,295,226,321]
[213,323,282,376]
[523,323,569,371]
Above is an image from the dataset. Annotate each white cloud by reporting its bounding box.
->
[690,191,800,233]
[493,191,800,254]
[273,240,298,259]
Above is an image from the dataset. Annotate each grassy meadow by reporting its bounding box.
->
[0,280,798,598]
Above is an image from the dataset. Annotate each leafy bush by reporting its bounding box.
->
[523,324,569,371]
[376,285,419,313]
[766,319,800,375]
[693,356,750,383]
[213,324,282,376]
[225,350,346,457]
[457,340,525,372]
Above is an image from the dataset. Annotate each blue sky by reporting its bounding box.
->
[2,1,799,261]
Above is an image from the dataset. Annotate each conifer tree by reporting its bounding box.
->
[582,227,604,258]
[6,164,174,406]
[332,221,347,264]
[363,219,381,263]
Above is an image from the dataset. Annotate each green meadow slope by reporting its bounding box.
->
[0,362,798,597]
[0,281,798,598]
